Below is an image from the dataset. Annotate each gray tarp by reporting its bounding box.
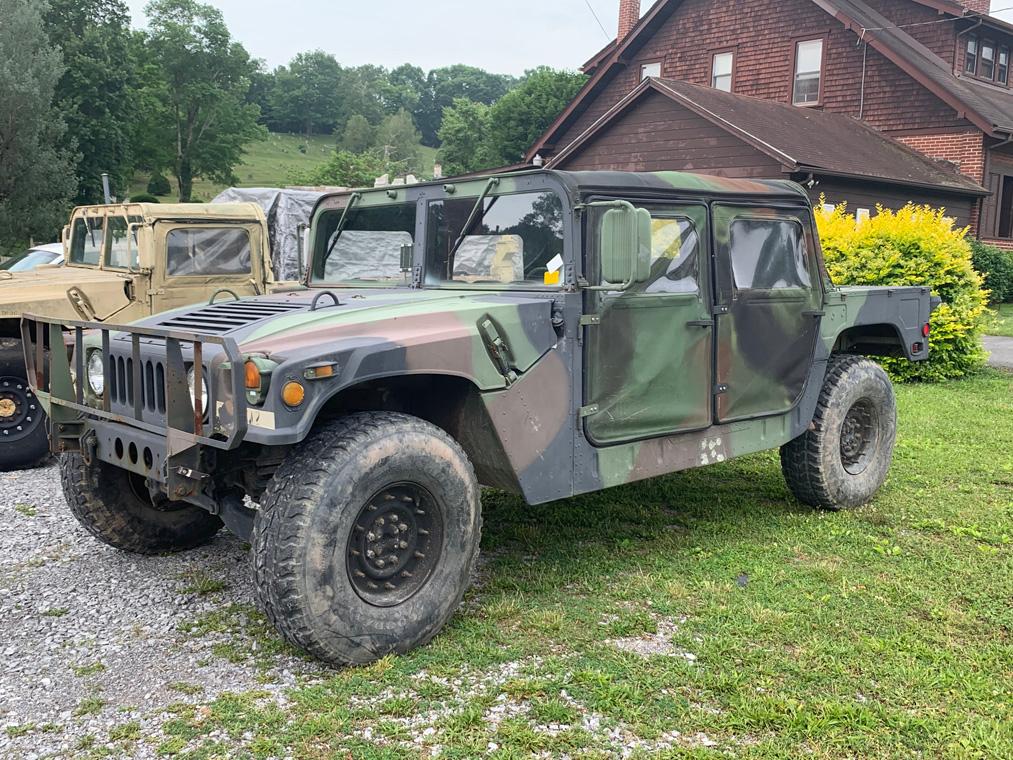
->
[212,188,326,281]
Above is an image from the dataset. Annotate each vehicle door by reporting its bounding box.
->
[711,204,823,423]
[149,222,266,313]
[584,202,714,446]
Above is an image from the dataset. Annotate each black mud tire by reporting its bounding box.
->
[0,339,49,471]
[60,453,223,554]
[253,412,482,666]
[780,355,897,510]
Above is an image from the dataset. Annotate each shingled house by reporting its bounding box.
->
[528,0,1013,245]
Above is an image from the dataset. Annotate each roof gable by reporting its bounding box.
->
[550,78,987,194]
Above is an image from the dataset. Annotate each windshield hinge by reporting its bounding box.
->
[579,404,599,418]
[579,314,601,327]
[147,288,165,297]
[411,265,423,289]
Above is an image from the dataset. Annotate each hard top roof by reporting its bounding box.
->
[71,202,267,221]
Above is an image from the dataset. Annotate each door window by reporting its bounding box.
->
[728,218,811,290]
[641,217,701,294]
[166,228,252,277]
[106,217,138,269]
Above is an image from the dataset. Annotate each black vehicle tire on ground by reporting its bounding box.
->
[60,453,223,554]
[780,355,897,510]
[253,412,482,666]
[0,339,49,471]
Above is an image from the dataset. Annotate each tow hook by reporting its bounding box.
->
[81,429,98,465]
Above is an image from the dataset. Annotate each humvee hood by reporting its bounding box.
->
[0,266,132,320]
[141,289,560,386]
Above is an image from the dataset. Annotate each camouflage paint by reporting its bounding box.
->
[27,169,933,509]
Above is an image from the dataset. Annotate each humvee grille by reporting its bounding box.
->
[108,357,167,414]
[156,301,305,335]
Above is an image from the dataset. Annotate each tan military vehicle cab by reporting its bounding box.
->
[0,202,284,470]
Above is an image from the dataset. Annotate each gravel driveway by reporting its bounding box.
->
[0,462,322,758]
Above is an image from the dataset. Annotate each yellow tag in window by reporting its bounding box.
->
[544,270,561,286]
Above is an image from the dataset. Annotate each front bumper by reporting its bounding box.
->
[22,314,248,503]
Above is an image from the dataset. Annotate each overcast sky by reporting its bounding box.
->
[125,1,1013,75]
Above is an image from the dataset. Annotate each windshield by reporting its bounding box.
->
[426,191,564,286]
[0,249,62,272]
[311,202,416,285]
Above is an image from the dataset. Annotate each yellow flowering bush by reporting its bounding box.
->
[815,201,989,381]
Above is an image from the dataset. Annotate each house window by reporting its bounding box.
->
[981,40,996,80]
[966,36,979,74]
[793,39,824,105]
[1000,47,1009,85]
[998,176,1013,238]
[641,62,661,80]
[712,52,734,92]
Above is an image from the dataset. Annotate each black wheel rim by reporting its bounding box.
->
[840,398,880,476]
[346,482,444,608]
[0,376,41,443]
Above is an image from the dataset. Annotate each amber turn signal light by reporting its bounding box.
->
[244,360,262,390]
[281,381,306,407]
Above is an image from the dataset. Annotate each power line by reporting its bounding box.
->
[582,0,612,41]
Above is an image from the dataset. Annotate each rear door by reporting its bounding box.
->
[584,202,713,445]
[711,204,823,423]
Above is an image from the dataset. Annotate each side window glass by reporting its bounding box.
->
[643,216,700,294]
[106,217,137,269]
[70,218,104,266]
[166,228,252,277]
[729,218,811,290]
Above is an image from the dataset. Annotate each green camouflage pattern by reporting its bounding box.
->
[27,169,933,509]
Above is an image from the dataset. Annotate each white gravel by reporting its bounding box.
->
[0,462,319,759]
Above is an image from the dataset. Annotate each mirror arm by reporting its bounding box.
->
[580,199,640,292]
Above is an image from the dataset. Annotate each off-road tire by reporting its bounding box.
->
[0,339,49,471]
[780,355,897,510]
[60,453,223,554]
[253,412,482,666]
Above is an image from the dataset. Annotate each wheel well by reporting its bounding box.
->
[313,374,518,492]
[832,324,905,357]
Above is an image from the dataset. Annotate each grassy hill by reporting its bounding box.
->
[129,132,439,202]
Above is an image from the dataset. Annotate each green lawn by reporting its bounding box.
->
[128,133,440,202]
[154,370,1013,758]
[988,303,1013,337]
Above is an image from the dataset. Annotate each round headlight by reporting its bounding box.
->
[86,351,105,396]
[186,367,209,412]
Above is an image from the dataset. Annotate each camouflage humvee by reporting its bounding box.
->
[25,170,936,666]
[0,202,290,470]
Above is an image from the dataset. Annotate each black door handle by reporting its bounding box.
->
[687,319,715,328]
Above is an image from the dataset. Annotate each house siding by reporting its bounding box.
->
[552,0,973,154]
[814,177,974,228]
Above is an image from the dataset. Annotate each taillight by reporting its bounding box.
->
[922,323,931,337]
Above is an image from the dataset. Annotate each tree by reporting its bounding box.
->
[384,63,426,116]
[437,98,494,176]
[43,0,135,204]
[0,0,76,255]
[340,115,374,153]
[289,150,404,190]
[484,67,586,165]
[375,109,421,170]
[418,65,514,146]
[268,51,343,138]
[141,0,264,201]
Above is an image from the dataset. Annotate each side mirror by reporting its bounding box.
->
[593,203,651,291]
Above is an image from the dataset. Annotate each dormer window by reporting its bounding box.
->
[966,36,979,74]
[981,40,996,80]
[793,38,824,106]
[1000,47,1009,85]
[964,34,1010,86]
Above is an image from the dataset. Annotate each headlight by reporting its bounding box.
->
[186,367,209,412]
[86,351,104,396]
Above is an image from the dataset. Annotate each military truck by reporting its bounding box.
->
[25,170,936,666]
[0,202,291,470]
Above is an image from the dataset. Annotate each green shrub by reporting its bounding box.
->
[816,202,989,381]
[146,173,172,196]
[129,193,160,204]
[970,240,1013,303]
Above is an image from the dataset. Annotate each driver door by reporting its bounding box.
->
[150,223,266,313]
[584,202,714,446]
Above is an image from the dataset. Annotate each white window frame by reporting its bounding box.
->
[641,61,662,80]
[712,52,734,92]
[792,38,825,106]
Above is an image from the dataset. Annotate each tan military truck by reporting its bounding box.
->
[0,202,295,470]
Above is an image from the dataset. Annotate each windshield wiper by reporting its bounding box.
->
[323,191,362,265]
[448,177,500,265]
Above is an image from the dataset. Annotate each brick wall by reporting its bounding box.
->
[553,0,974,152]
[895,131,986,182]
[961,1,991,15]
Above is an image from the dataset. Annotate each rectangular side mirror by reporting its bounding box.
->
[598,204,652,290]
